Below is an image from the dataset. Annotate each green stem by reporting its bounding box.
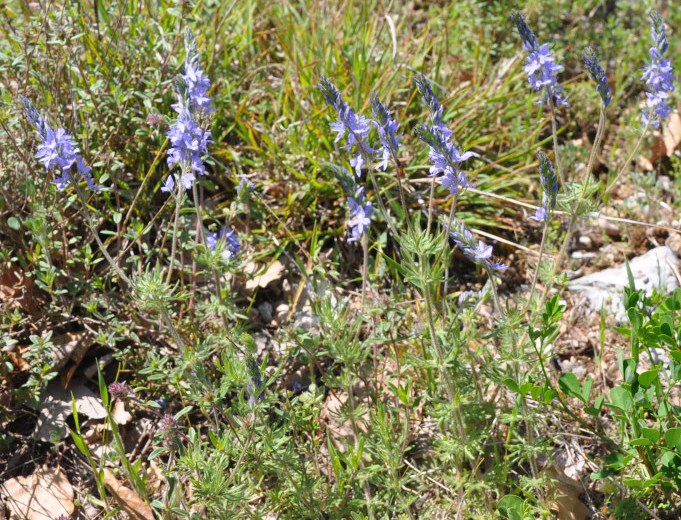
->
[165,179,183,284]
[604,119,651,197]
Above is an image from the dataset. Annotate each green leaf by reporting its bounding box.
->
[7,217,20,230]
[628,437,650,447]
[641,427,660,444]
[559,373,583,401]
[174,406,193,420]
[498,495,525,520]
[625,259,636,291]
[638,368,659,387]
[665,428,681,449]
[609,386,633,413]
[502,378,519,393]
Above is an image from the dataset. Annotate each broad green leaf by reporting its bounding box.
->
[609,386,633,413]
[665,428,681,449]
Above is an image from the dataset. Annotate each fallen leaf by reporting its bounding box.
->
[651,108,681,164]
[102,468,154,520]
[0,263,43,313]
[111,399,132,425]
[33,379,107,442]
[245,260,285,290]
[0,466,74,519]
[52,330,94,372]
[545,466,592,520]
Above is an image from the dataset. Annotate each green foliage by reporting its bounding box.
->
[2,0,681,518]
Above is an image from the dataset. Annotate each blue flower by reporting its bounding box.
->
[21,97,99,191]
[511,12,568,108]
[583,47,611,108]
[319,77,374,160]
[530,150,558,222]
[347,187,373,242]
[370,92,401,171]
[417,125,474,195]
[161,175,175,193]
[166,33,213,191]
[450,219,507,272]
[180,32,213,114]
[206,226,240,260]
[641,11,675,128]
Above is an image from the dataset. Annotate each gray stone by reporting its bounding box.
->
[568,246,679,323]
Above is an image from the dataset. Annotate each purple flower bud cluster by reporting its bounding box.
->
[582,47,611,108]
[21,97,99,191]
[414,73,448,134]
[319,77,378,242]
[511,12,568,108]
[236,176,255,197]
[347,187,374,243]
[206,226,240,260]
[450,220,508,273]
[416,123,474,196]
[641,11,676,128]
[370,92,402,171]
[164,34,214,192]
[246,356,264,407]
[530,150,558,222]
[320,77,375,175]
[109,381,134,400]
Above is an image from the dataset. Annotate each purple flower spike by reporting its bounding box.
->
[319,76,374,161]
[641,11,675,128]
[529,150,558,222]
[207,226,240,260]
[370,92,402,172]
[417,125,474,195]
[511,12,568,108]
[20,97,99,191]
[450,219,507,272]
[347,187,373,242]
[165,33,213,192]
[583,47,612,108]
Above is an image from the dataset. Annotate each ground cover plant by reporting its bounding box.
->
[1,1,681,518]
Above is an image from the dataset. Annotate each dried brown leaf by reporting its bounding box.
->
[0,466,74,520]
[102,468,154,520]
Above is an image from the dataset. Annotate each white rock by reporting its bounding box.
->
[568,246,680,323]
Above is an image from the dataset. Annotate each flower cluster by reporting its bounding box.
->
[450,219,507,272]
[319,76,374,174]
[108,381,134,400]
[165,33,213,191]
[511,12,568,108]
[530,150,558,222]
[246,356,264,407]
[370,92,402,171]
[206,226,240,260]
[347,187,374,243]
[414,76,474,195]
[319,77,374,242]
[414,73,448,135]
[583,47,611,108]
[21,97,99,191]
[641,11,676,128]
[416,122,473,196]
